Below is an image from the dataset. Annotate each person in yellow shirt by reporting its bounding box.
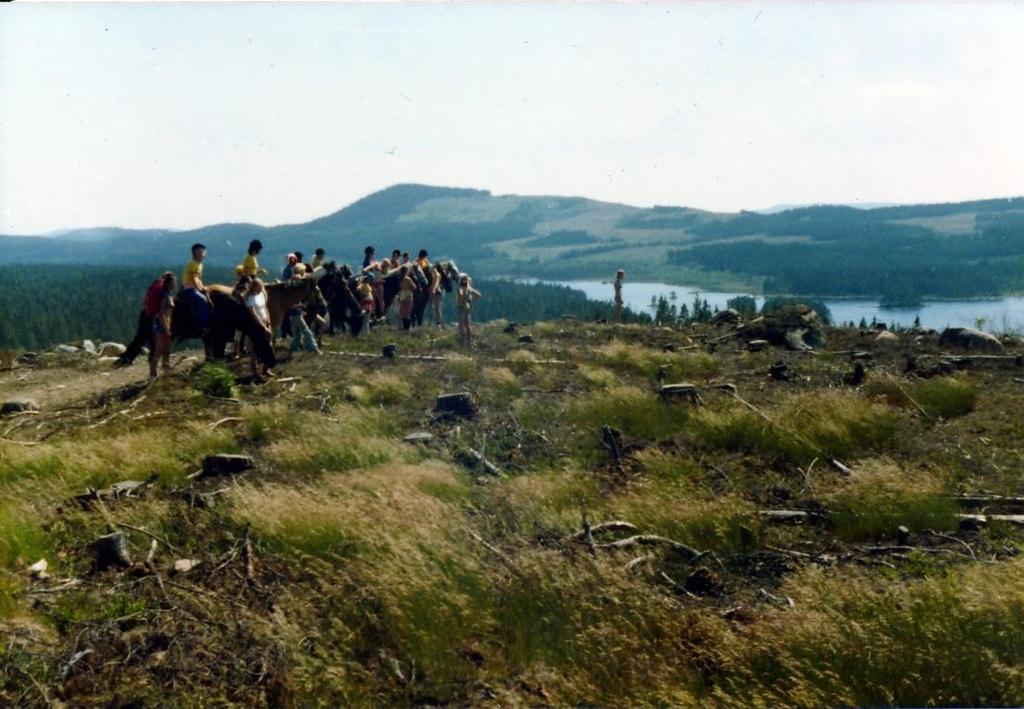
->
[182,243,210,331]
[242,239,267,278]
[312,248,326,270]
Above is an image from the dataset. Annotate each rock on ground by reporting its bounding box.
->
[939,327,1003,353]
[1,397,39,414]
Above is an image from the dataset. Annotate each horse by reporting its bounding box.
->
[411,260,460,326]
[265,276,326,337]
[319,262,366,337]
[171,285,277,369]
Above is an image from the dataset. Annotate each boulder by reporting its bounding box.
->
[1,397,39,414]
[874,330,900,346]
[939,327,1003,353]
[80,340,97,355]
[53,344,81,357]
[99,342,127,357]
[435,392,476,419]
[404,431,434,444]
[711,308,740,325]
[740,305,825,351]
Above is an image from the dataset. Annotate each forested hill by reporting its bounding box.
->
[3,184,1024,299]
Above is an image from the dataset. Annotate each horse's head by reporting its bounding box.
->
[438,261,459,293]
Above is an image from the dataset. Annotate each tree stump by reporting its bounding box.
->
[769,360,790,381]
[382,343,397,359]
[201,454,253,477]
[518,334,535,344]
[95,532,132,570]
[435,392,476,419]
[746,339,769,353]
[503,323,518,335]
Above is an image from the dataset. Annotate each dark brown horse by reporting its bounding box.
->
[171,285,277,368]
[319,262,366,336]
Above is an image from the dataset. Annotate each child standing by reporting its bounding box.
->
[456,274,481,347]
[149,273,176,381]
[288,265,323,356]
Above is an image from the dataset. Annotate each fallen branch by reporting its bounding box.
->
[569,520,639,542]
[469,530,523,577]
[594,535,701,560]
[117,522,178,554]
[209,416,243,429]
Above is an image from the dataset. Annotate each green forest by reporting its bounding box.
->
[0,265,646,351]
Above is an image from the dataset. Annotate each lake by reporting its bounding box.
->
[546,280,1024,333]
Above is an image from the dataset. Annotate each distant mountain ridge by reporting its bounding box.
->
[4,184,1024,299]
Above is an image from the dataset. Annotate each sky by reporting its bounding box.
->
[1,1,1023,235]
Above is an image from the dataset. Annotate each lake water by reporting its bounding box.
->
[547,280,1024,333]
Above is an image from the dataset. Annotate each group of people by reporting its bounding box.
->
[118,238,484,381]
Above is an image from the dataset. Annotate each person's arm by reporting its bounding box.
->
[194,272,206,292]
[471,287,482,299]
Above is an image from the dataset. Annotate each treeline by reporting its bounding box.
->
[670,225,1024,299]
[0,265,647,351]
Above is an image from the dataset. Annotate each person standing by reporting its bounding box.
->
[245,278,275,379]
[149,273,176,381]
[282,253,298,280]
[456,274,481,347]
[429,264,444,327]
[362,246,376,269]
[287,265,322,355]
[398,265,418,331]
[614,270,625,323]
[116,272,173,367]
[312,248,326,271]
[389,249,401,269]
[182,243,210,333]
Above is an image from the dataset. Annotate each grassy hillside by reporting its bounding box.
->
[3,318,1024,705]
[2,185,1024,298]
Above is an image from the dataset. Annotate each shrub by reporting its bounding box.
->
[193,363,239,399]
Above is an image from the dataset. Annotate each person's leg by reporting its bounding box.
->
[289,313,302,352]
[188,288,210,331]
[434,294,443,326]
[160,335,172,371]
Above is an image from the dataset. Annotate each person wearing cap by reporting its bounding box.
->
[282,253,298,280]
[614,270,625,323]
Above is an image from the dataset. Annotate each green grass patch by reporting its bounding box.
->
[912,377,977,419]
[569,386,687,441]
[830,490,958,542]
[691,391,899,465]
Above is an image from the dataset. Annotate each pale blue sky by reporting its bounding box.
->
[2,2,1022,234]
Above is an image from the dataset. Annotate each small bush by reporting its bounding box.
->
[193,363,239,399]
